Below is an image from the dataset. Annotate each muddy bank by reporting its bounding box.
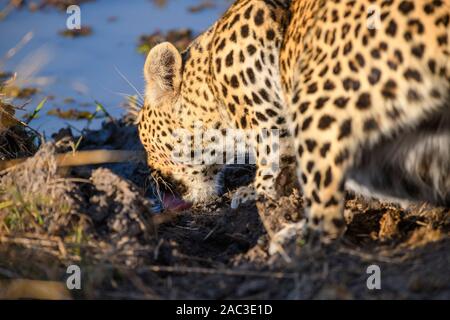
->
[0,116,449,299]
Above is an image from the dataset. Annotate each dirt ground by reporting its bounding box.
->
[0,116,449,300]
[1,0,448,300]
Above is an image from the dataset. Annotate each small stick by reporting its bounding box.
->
[136,265,297,279]
[0,150,146,171]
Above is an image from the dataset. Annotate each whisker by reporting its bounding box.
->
[115,92,144,115]
[114,66,145,103]
[114,91,144,105]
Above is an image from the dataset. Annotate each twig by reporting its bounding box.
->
[337,247,406,264]
[0,149,146,171]
[0,235,73,261]
[136,265,297,279]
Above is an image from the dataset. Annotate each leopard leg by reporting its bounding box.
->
[298,148,349,242]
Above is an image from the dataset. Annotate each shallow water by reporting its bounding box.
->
[0,0,228,135]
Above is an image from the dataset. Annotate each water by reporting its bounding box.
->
[0,0,228,135]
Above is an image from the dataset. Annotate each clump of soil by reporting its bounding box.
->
[7,87,38,99]
[188,1,216,13]
[38,0,93,10]
[46,107,102,120]
[0,72,14,83]
[59,26,93,38]
[7,0,94,12]
[137,29,194,55]
[0,70,39,100]
[0,116,449,299]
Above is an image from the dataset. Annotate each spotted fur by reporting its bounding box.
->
[281,0,450,239]
[139,0,450,242]
[139,0,292,204]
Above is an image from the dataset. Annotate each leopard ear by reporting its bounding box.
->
[144,42,182,103]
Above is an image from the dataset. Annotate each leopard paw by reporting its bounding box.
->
[268,220,307,256]
[230,185,257,209]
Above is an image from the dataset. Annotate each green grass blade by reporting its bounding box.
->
[94,100,115,122]
[26,97,47,124]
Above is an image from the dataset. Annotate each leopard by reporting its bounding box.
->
[280,0,450,240]
[138,0,293,207]
[138,0,450,244]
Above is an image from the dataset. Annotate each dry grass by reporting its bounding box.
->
[0,143,84,237]
[0,100,39,161]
